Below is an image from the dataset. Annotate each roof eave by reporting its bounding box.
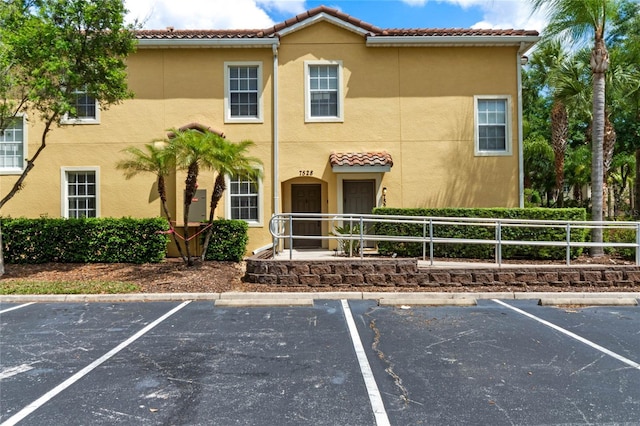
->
[366,35,540,51]
[137,38,279,48]
[277,12,371,38]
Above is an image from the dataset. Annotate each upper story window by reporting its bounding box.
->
[305,60,344,123]
[226,172,262,226]
[61,89,100,124]
[475,96,511,156]
[61,167,99,218]
[224,62,263,123]
[0,115,26,174]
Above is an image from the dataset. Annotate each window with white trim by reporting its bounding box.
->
[62,89,100,124]
[62,167,99,218]
[475,96,511,156]
[226,173,262,225]
[305,60,343,122]
[224,62,262,123]
[0,115,26,174]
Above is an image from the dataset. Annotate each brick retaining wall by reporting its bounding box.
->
[245,257,640,288]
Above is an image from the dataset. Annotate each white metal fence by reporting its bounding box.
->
[269,213,640,265]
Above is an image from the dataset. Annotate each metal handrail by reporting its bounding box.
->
[269,213,640,266]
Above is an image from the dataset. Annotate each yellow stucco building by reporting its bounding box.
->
[0,6,539,255]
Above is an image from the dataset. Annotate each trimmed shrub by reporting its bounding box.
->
[1,217,169,264]
[372,207,588,260]
[203,220,249,262]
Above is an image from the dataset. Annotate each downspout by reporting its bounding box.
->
[517,42,526,208]
[272,43,280,215]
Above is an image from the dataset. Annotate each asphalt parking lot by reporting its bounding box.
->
[1,298,639,425]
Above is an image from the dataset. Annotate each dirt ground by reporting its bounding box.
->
[1,255,640,294]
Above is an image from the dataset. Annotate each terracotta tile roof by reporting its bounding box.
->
[167,122,225,138]
[330,151,393,167]
[136,5,538,40]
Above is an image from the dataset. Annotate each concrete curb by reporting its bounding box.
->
[215,299,314,307]
[538,297,638,307]
[378,297,477,306]
[2,291,640,304]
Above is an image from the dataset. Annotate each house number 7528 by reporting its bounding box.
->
[299,170,314,176]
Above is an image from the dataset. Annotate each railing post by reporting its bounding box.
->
[349,216,354,257]
[288,215,293,260]
[429,219,434,266]
[566,223,571,266]
[636,223,640,266]
[360,216,364,259]
[496,221,502,267]
[422,220,426,261]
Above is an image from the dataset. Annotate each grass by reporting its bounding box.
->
[0,280,140,295]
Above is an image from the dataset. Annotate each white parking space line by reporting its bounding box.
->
[492,299,640,370]
[341,300,390,426]
[1,301,192,426]
[0,303,35,314]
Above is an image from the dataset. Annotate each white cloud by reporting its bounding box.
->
[398,0,546,32]
[468,0,546,32]
[125,0,304,29]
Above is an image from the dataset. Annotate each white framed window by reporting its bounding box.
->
[474,95,511,156]
[225,172,262,226]
[305,60,344,122]
[224,62,263,123]
[0,115,27,174]
[61,167,100,218]
[61,89,100,124]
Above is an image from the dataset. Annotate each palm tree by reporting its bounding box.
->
[201,136,262,260]
[530,0,622,256]
[116,143,187,261]
[168,128,220,265]
[524,135,556,204]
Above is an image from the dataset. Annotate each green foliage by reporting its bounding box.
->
[372,208,588,260]
[202,220,248,262]
[603,217,638,260]
[331,223,363,255]
[0,0,137,122]
[1,217,169,264]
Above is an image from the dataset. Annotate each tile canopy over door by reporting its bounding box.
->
[291,184,322,248]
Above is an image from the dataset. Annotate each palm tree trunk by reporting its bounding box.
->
[183,163,199,266]
[201,173,226,260]
[590,40,608,256]
[551,101,568,208]
[158,176,187,262]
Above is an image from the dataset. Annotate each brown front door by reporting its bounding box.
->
[291,184,322,248]
[343,180,376,247]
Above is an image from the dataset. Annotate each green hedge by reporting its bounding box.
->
[203,220,249,262]
[372,208,588,260]
[1,217,169,264]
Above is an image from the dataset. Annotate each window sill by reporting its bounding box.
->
[60,118,100,125]
[0,169,25,175]
[224,117,264,124]
[474,151,512,157]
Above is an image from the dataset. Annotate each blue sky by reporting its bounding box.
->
[125,0,546,33]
